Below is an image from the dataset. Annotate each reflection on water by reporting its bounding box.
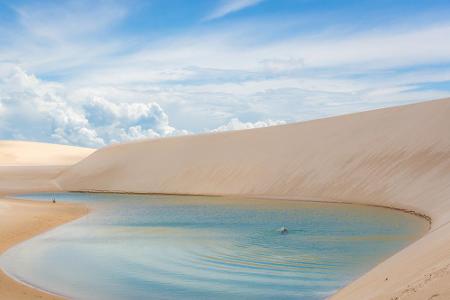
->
[1,193,427,300]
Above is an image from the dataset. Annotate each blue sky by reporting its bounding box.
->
[0,0,450,147]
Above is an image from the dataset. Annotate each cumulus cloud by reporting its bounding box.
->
[81,96,189,144]
[0,65,187,147]
[0,64,294,146]
[0,65,101,147]
[211,118,286,132]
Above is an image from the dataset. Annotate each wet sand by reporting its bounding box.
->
[0,197,88,300]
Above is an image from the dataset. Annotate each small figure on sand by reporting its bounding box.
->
[278,226,288,234]
[52,193,56,204]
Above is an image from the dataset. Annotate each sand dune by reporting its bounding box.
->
[0,141,95,194]
[57,98,450,299]
[0,140,95,166]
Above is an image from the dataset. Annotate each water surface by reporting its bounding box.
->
[1,193,427,299]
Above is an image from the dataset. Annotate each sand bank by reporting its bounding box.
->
[0,197,88,300]
[57,98,450,299]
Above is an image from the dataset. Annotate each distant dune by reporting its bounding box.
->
[0,140,95,166]
[57,98,450,299]
[0,141,94,194]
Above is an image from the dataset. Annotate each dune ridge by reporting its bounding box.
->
[57,98,450,299]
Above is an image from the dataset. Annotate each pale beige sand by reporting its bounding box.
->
[0,197,88,300]
[57,98,450,299]
[0,141,95,194]
[0,140,95,166]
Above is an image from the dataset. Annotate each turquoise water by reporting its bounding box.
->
[1,193,427,300]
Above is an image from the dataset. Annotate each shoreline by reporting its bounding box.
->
[1,191,433,300]
[0,197,89,300]
[68,189,434,227]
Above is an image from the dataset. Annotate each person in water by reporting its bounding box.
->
[278,226,288,234]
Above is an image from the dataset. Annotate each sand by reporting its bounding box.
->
[0,140,95,166]
[0,141,95,195]
[0,198,88,300]
[1,98,449,299]
[57,98,450,300]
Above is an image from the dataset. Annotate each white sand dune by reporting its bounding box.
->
[0,141,95,194]
[57,98,450,299]
[0,140,95,166]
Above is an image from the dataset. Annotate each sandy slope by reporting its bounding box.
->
[57,98,450,299]
[0,141,95,194]
[0,198,88,300]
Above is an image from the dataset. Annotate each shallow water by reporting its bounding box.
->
[1,193,427,300]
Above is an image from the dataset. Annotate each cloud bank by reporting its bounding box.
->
[0,65,286,147]
[0,65,188,147]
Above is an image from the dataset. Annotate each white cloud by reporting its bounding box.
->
[0,0,130,77]
[1,64,447,147]
[4,2,450,93]
[211,118,286,132]
[78,21,449,84]
[0,65,187,147]
[13,0,128,41]
[204,0,264,21]
[82,96,189,144]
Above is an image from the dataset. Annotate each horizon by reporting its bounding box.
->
[1,0,450,147]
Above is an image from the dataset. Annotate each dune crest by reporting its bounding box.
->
[57,98,450,299]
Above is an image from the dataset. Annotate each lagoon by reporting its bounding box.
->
[0,193,428,300]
